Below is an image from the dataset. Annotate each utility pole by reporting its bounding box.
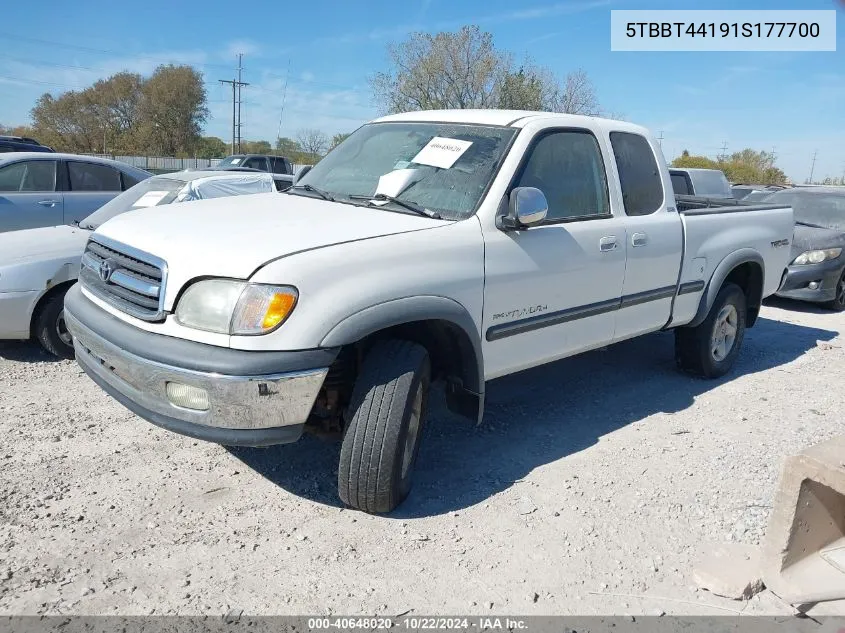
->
[236,53,244,152]
[657,130,664,149]
[219,66,249,155]
[719,141,728,162]
[275,59,291,154]
[808,150,818,184]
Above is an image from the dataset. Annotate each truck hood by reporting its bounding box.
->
[0,224,90,264]
[93,192,450,305]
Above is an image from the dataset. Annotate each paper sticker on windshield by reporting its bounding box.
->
[131,191,170,208]
[230,158,241,165]
[412,137,472,169]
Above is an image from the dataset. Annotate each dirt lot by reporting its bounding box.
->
[1,297,844,616]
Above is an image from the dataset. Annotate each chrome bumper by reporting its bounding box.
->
[66,309,328,441]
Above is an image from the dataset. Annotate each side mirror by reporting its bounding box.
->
[497,187,548,230]
[293,165,312,184]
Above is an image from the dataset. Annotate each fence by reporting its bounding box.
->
[82,154,308,175]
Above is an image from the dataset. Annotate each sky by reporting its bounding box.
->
[0,0,842,182]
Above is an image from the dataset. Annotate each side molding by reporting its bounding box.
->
[689,249,764,328]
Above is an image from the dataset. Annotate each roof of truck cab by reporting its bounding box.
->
[372,109,649,134]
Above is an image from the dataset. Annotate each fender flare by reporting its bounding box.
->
[689,249,764,328]
[320,295,484,398]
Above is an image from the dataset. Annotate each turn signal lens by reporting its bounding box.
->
[231,285,298,335]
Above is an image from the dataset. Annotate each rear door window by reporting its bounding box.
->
[670,172,691,195]
[610,132,664,216]
[244,157,267,171]
[68,161,122,191]
[0,160,57,191]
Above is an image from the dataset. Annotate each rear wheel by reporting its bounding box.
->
[338,340,430,513]
[675,282,746,379]
[824,268,845,312]
[33,291,74,359]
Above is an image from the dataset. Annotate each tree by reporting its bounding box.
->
[671,153,719,169]
[275,136,300,154]
[138,65,208,156]
[371,25,507,112]
[330,132,351,150]
[296,128,329,160]
[671,148,788,185]
[196,136,228,159]
[28,64,208,155]
[240,139,272,154]
[371,25,602,116]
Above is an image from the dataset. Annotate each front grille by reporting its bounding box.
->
[79,237,167,321]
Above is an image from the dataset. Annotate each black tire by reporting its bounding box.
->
[824,268,845,312]
[33,291,74,359]
[675,282,746,379]
[338,340,430,513]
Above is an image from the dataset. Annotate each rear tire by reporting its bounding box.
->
[33,291,74,359]
[675,282,746,379]
[338,340,430,514]
[824,268,845,312]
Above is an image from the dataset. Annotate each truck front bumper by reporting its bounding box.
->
[64,284,337,447]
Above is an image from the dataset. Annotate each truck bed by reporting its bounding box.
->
[675,194,784,214]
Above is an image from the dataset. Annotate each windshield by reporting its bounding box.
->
[80,176,188,229]
[217,156,245,168]
[295,122,517,219]
[764,190,845,230]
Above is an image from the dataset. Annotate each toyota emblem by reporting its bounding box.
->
[98,258,116,283]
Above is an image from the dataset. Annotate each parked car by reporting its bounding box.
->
[65,109,794,513]
[669,168,733,198]
[732,183,787,201]
[0,170,274,357]
[217,154,294,175]
[0,153,151,233]
[0,135,54,153]
[204,165,293,191]
[768,187,845,310]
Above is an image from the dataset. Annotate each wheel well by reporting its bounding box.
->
[724,261,763,327]
[361,319,479,390]
[318,319,482,426]
[29,280,75,337]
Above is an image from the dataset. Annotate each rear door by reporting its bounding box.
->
[0,158,62,232]
[610,131,683,342]
[63,160,124,225]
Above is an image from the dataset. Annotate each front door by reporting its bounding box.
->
[0,159,63,232]
[481,129,627,380]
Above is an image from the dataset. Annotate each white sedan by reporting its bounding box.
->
[0,170,275,357]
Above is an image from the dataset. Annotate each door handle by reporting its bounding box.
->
[632,232,648,247]
[37,199,60,206]
[599,236,618,252]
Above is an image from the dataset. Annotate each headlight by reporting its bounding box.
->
[175,279,297,335]
[792,248,842,265]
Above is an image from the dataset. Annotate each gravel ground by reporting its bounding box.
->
[1,297,844,617]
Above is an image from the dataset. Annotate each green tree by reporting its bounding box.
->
[275,136,300,154]
[240,140,272,154]
[137,64,208,155]
[196,136,228,159]
[371,25,601,115]
[671,153,719,169]
[330,132,351,150]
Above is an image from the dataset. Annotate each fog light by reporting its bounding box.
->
[166,382,210,411]
[808,281,821,290]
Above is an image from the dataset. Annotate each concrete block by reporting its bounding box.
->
[692,542,765,600]
[763,435,845,604]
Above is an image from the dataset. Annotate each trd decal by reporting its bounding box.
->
[491,305,548,321]
[771,239,790,248]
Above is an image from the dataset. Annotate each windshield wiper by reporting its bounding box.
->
[288,183,335,202]
[796,220,827,229]
[348,193,441,219]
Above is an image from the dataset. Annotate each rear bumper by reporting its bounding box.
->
[65,284,337,446]
[776,259,844,303]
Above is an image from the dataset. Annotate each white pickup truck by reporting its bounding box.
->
[65,109,794,513]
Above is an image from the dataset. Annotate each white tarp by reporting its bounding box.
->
[178,173,275,202]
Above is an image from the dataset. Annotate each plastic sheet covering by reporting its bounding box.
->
[177,173,275,202]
